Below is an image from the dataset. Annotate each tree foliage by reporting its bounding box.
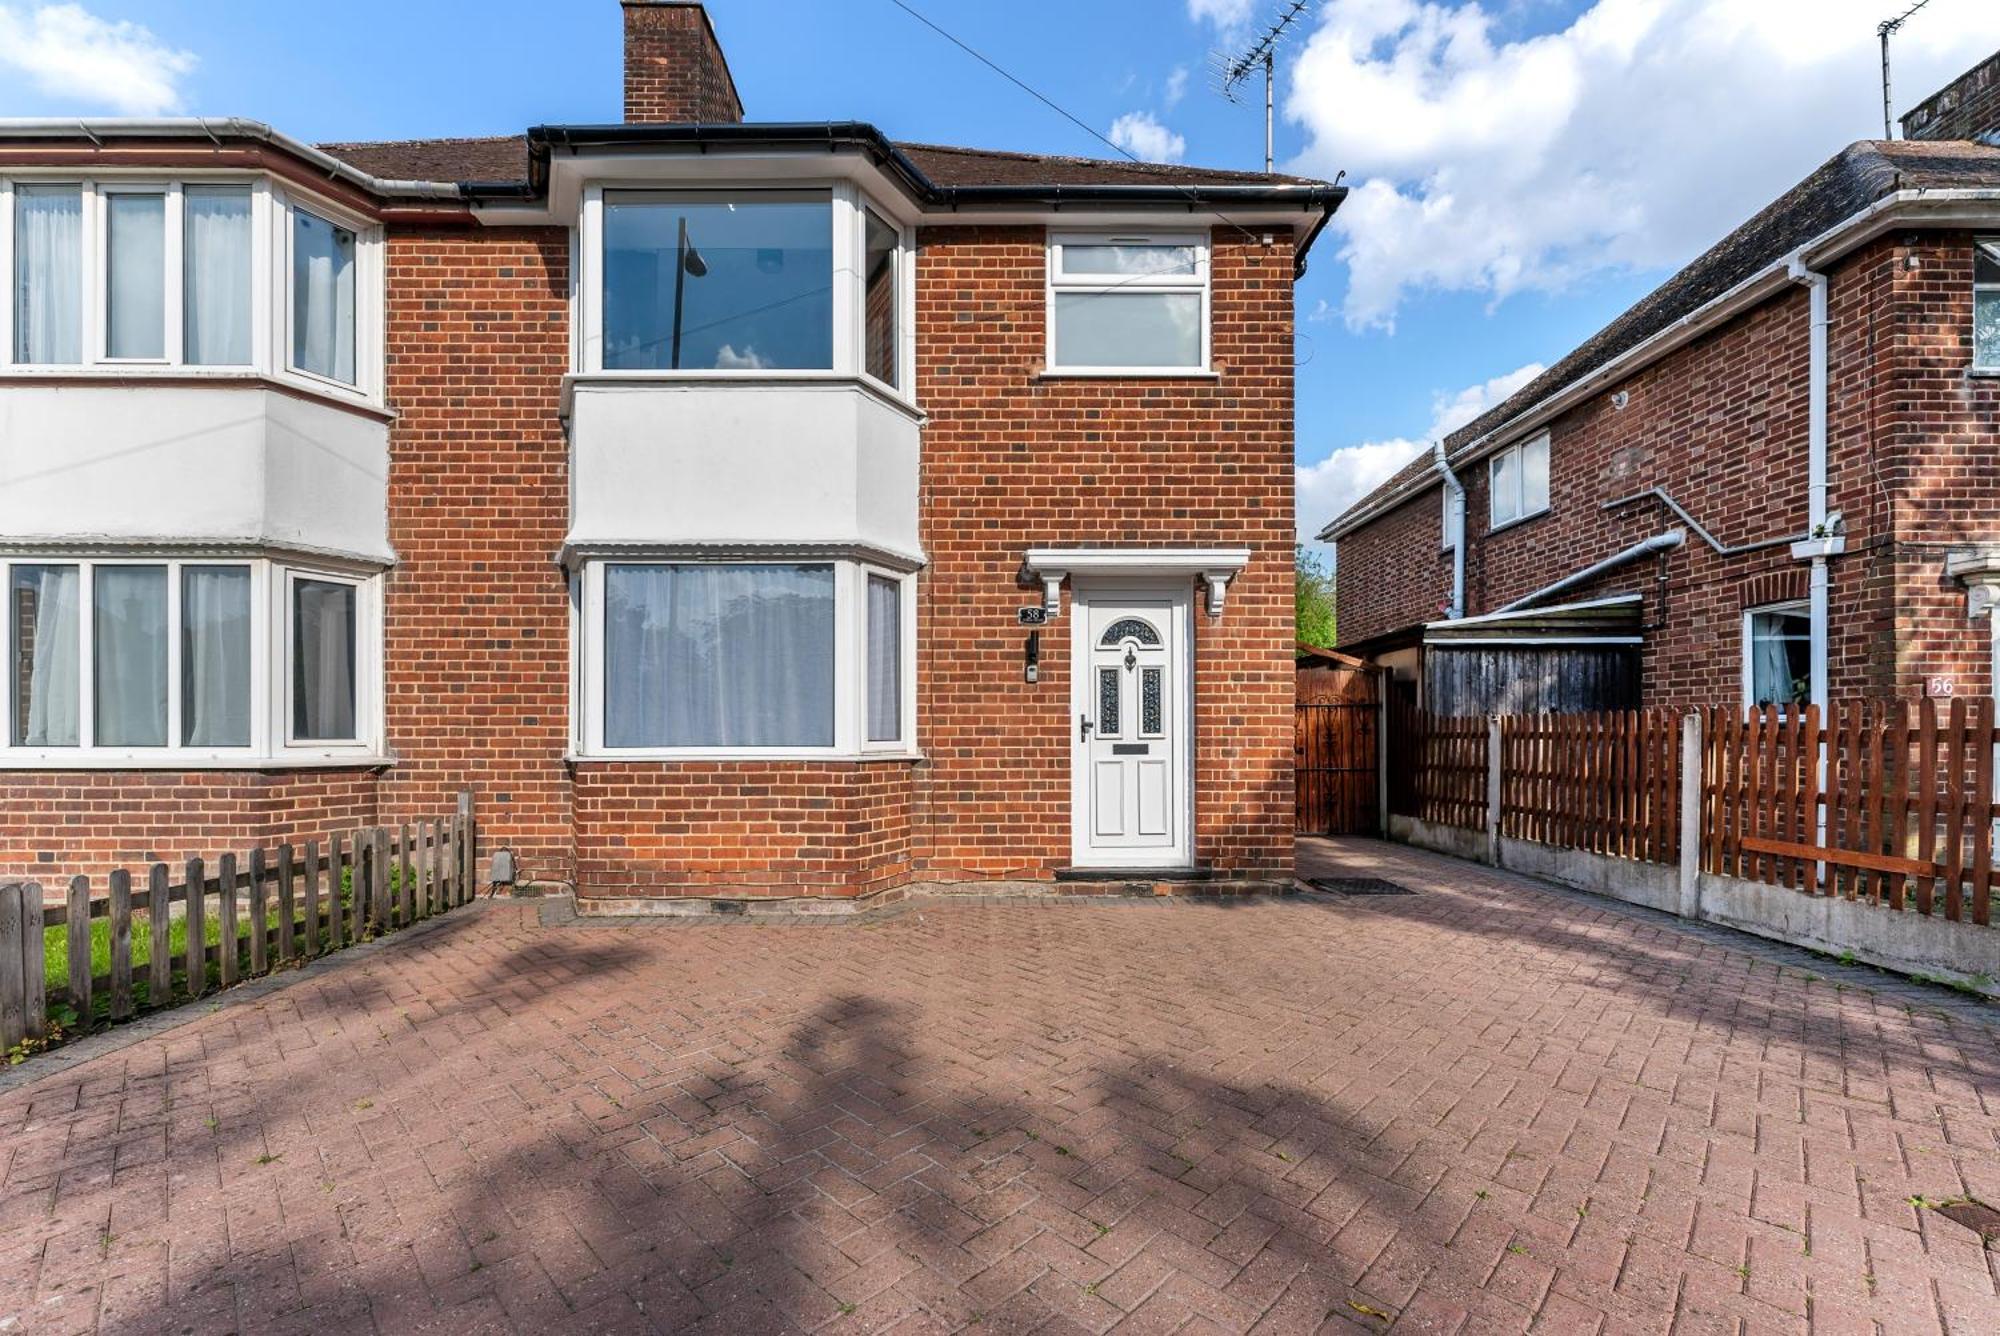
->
[1296,544,1337,648]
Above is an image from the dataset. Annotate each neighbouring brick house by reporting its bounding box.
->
[0,1,1340,903]
[1322,51,2000,720]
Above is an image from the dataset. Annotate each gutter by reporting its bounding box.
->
[0,117,463,199]
[1318,184,2000,544]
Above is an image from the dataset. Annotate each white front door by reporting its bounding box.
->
[1072,588,1191,867]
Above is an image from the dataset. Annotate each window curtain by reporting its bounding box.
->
[185,189,252,366]
[14,186,81,364]
[182,566,251,746]
[292,212,356,384]
[12,566,80,746]
[866,575,900,742]
[106,194,166,360]
[292,579,356,740]
[605,564,834,748]
[92,566,167,746]
[1751,620,1795,705]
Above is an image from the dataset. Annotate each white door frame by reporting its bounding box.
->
[1068,578,1194,868]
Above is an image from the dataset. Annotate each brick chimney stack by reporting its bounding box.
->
[622,1,743,124]
[1900,49,2000,145]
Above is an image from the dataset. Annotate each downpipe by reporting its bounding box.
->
[1440,440,1472,624]
[1788,254,1833,853]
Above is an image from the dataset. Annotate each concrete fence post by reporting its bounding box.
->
[1486,714,1503,866]
[1678,712,1703,920]
[1376,690,1390,838]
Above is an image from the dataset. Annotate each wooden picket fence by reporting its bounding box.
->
[0,791,477,1053]
[1388,704,1488,831]
[1500,710,1681,864]
[1702,700,1997,925]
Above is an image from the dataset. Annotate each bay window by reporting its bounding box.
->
[1977,238,2000,372]
[2,176,376,394]
[602,191,832,372]
[1047,233,1209,372]
[1,556,377,764]
[578,558,913,757]
[1489,432,1551,529]
[582,184,911,390]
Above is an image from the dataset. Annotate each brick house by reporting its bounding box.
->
[0,1,1340,902]
[1321,51,2000,720]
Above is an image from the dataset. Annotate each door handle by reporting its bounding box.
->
[1079,715,1095,743]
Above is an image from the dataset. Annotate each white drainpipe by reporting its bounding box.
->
[1787,255,1831,713]
[1435,439,1466,621]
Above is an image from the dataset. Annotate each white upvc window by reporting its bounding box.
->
[1489,432,1551,529]
[0,555,381,767]
[576,182,915,397]
[1046,231,1210,374]
[1441,485,1462,552]
[1743,601,1811,709]
[0,174,382,401]
[1976,238,2000,372]
[575,557,915,759]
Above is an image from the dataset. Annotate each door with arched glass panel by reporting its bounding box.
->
[1075,593,1188,865]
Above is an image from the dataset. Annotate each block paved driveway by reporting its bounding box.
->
[3,839,2000,1334]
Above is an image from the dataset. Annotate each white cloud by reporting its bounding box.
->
[1287,0,2000,329]
[1108,111,1187,164]
[1187,0,1256,31]
[0,3,195,115]
[1164,65,1190,108]
[713,344,773,370]
[1297,361,1544,545]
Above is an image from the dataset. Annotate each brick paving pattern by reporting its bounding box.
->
[2,838,1998,1333]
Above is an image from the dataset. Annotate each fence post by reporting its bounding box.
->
[0,883,25,1051]
[1485,715,1503,866]
[457,789,476,902]
[1376,690,1390,837]
[1679,712,1703,920]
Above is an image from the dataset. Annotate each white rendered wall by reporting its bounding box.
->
[567,381,921,560]
[0,384,390,562]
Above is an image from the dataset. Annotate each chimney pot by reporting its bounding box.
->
[622,1,744,125]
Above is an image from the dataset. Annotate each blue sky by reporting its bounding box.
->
[8,0,2000,555]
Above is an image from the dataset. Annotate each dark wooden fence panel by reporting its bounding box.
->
[1296,700,1378,835]
[1389,704,1487,830]
[1499,709,1680,865]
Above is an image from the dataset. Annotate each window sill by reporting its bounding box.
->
[0,367,394,420]
[1968,365,2000,379]
[566,749,923,765]
[0,753,392,772]
[1034,368,1220,381]
[1486,506,1551,539]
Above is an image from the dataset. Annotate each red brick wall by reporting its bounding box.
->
[376,226,577,886]
[574,762,914,897]
[0,769,377,888]
[1902,50,2000,144]
[1333,234,2000,710]
[913,226,1296,880]
[622,1,742,124]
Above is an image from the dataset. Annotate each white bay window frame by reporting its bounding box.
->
[0,554,382,767]
[0,172,383,404]
[573,180,916,401]
[574,557,916,760]
[1044,230,1212,376]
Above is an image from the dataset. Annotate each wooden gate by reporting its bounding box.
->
[1295,700,1379,835]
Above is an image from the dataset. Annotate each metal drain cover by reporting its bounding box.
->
[1308,877,1415,897]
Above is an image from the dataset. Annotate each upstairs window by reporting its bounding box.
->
[1047,233,1208,372]
[1977,238,2000,372]
[1745,602,1811,709]
[291,207,357,385]
[3,178,374,392]
[602,190,833,372]
[1489,432,1550,529]
[862,206,900,389]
